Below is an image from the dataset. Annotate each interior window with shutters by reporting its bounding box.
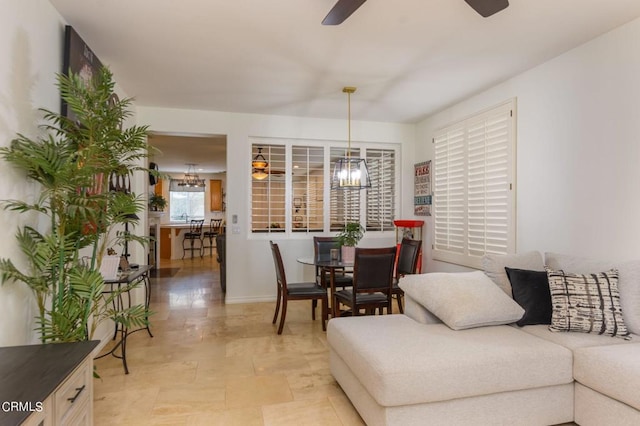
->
[292,146,324,232]
[366,148,395,231]
[251,144,286,233]
[249,140,399,234]
[330,147,361,231]
[433,100,515,268]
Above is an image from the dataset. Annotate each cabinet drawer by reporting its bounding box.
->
[54,359,91,425]
[22,397,52,426]
[60,396,91,426]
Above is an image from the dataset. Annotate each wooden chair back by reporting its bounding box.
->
[210,218,223,234]
[270,241,288,292]
[353,247,397,294]
[313,236,340,262]
[396,238,422,277]
[189,219,204,235]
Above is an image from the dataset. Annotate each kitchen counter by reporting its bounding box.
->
[161,223,194,228]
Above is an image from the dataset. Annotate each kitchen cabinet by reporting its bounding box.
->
[209,179,223,211]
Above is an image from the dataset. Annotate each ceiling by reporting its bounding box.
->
[48,0,640,171]
[147,133,227,174]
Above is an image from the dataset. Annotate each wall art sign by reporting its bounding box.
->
[414,161,432,216]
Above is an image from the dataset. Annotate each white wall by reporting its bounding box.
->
[417,16,640,272]
[0,1,145,346]
[0,0,66,346]
[138,107,416,303]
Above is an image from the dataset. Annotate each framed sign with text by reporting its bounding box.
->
[414,161,432,216]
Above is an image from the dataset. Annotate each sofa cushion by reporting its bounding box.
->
[519,324,637,351]
[574,343,640,411]
[403,294,442,325]
[505,267,552,326]
[482,251,544,296]
[327,315,573,407]
[546,268,630,340]
[399,271,524,330]
[545,253,640,336]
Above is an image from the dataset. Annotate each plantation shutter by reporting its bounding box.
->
[292,146,324,232]
[330,147,361,231]
[366,148,395,231]
[433,100,515,268]
[251,144,286,232]
[433,126,466,255]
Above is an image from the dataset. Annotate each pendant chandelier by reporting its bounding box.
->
[252,147,269,180]
[177,163,205,188]
[331,87,371,190]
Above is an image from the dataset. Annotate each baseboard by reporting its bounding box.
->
[224,295,276,304]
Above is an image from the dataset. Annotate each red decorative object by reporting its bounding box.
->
[393,220,425,273]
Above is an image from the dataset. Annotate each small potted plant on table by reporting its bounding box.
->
[336,222,365,263]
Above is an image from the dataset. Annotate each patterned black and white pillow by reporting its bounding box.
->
[546,268,630,339]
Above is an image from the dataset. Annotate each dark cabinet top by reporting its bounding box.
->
[0,340,99,426]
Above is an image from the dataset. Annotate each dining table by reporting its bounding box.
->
[297,256,354,317]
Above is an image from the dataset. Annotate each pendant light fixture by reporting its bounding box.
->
[252,147,269,180]
[177,163,206,188]
[331,87,371,189]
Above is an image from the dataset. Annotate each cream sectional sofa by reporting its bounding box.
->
[327,252,640,426]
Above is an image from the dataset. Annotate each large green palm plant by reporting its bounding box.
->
[0,67,151,343]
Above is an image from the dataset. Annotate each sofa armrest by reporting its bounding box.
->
[405,294,442,324]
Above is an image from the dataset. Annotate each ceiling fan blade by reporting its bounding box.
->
[322,0,367,25]
[464,0,509,18]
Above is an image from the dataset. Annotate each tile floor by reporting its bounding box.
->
[93,255,365,425]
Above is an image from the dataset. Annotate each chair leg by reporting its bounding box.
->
[396,293,404,314]
[277,297,288,334]
[312,299,317,320]
[272,285,281,324]
[332,294,340,318]
[321,295,327,331]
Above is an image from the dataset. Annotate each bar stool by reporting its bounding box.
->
[202,219,223,257]
[182,219,204,259]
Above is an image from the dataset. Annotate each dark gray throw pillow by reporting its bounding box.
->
[505,267,552,326]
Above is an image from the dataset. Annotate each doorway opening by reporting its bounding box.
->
[146,132,227,296]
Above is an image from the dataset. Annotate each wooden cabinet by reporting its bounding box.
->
[155,178,164,196]
[209,179,223,211]
[0,341,98,426]
[24,355,93,425]
[53,356,93,425]
[160,227,172,259]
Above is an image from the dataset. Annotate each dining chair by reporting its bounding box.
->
[333,246,397,317]
[312,236,353,288]
[392,238,422,313]
[216,233,226,293]
[202,218,223,257]
[270,241,328,334]
[181,219,204,259]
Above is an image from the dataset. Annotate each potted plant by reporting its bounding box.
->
[149,193,167,211]
[336,222,365,263]
[0,67,151,343]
